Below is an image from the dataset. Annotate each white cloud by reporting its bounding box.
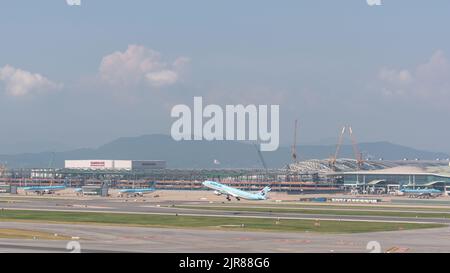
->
[416,50,450,83]
[0,65,61,97]
[145,70,178,87]
[378,50,450,99]
[99,45,189,88]
[379,68,413,86]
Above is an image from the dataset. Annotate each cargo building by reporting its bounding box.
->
[64,160,166,171]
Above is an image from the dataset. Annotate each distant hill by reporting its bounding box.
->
[0,135,447,169]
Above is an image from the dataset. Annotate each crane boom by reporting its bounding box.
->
[254,143,268,170]
[329,126,346,169]
[291,120,298,163]
[329,125,363,170]
[348,126,363,168]
[47,152,56,186]
[334,126,346,160]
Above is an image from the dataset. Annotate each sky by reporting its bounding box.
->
[0,0,449,154]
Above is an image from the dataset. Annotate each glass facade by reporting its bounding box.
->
[341,173,450,187]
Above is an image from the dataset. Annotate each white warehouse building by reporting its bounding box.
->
[64,160,166,171]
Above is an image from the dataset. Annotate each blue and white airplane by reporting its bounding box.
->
[202,181,271,201]
[23,185,66,195]
[399,187,442,198]
[118,187,156,197]
[22,178,72,195]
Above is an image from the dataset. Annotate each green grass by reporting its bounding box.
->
[0,209,444,234]
[0,228,71,240]
[176,205,450,219]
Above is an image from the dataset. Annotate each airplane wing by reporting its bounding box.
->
[216,189,229,195]
[222,188,251,199]
[226,191,240,198]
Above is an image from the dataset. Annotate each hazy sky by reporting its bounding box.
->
[0,0,449,154]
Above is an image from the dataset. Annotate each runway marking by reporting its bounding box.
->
[275,239,312,244]
[71,205,114,209]
[385,246,410,253]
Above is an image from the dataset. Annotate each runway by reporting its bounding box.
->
[1,197,450,224]
[1,221,450,253]
[2,194,450,252]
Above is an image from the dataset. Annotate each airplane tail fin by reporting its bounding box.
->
[259,186,271,198]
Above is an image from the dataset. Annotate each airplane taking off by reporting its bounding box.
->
[202,181,271,201]
[118,188,156,197]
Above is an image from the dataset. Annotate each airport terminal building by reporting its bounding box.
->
[329,168,450,190]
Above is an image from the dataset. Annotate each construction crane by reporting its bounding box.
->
[0,163,7,177]
[291,119,298,163]
[47,152,56,186]
[329,125,364,170]
[254,143,274,187]
[254,143,268,171]
[48,152,55,169]
[348,126,364,168]
[329,126,346,170]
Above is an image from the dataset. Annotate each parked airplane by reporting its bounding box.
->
[202,180,271,201]
[23,185,66,195]
[399,187,442,198]
[118,188,156,197]
[22,178,70,195]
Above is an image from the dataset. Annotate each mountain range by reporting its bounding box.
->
[0,134,448,169]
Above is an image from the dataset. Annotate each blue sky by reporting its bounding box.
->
[0,0,450,154]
